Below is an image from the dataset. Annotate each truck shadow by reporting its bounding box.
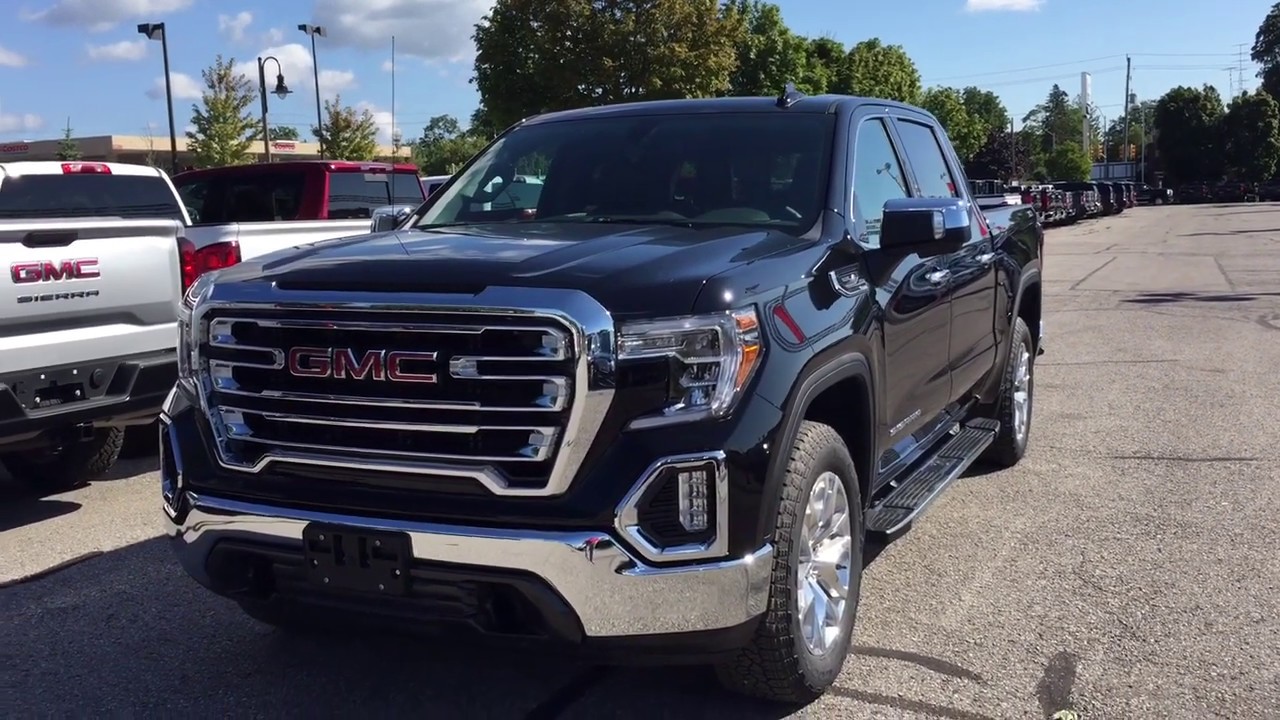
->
[2,536,991,719]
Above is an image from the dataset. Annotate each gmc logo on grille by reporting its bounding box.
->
[287,347,438,383]
[11,259,100,284]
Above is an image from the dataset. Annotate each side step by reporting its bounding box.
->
[865,418,1000,535]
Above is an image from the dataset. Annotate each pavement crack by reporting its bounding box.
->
[853,645,986,683]
[1068,256,1116,291]
[828,687,997,720]
[0,550,104,590]
[1108,454,1263,463]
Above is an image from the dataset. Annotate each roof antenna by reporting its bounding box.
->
[776,82,805,108]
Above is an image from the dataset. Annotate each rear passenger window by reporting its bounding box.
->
[895,120,959,199]
[176,172,305,224]
[851,118,908,247]
[326,173,393,219]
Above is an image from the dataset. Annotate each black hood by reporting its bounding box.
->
[213,221,812,317]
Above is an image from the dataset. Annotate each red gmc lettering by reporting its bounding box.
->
[332,349,385,380]
[10,259,100,284]
[386,351,438,383]
[287,347,333,377]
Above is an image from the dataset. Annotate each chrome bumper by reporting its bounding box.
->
[167,493,774,638]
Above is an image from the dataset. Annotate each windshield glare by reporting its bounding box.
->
[414,112,835,235]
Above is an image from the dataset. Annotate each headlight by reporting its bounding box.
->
[618,307,762,428]
[177,272,216,380]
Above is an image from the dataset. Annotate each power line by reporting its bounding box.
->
[922,44,1253,83]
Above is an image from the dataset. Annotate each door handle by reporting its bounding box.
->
[975,252,996,265]
[925,269,951,286]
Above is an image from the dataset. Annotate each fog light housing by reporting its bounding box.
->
[615,451,728,564]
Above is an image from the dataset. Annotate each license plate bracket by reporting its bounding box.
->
[302,523,412,596]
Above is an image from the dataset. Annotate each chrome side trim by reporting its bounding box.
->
[189,284,618,497]
[168,492,774,638]
[615,451,730,564]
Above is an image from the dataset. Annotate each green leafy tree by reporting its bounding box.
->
[1021,84,1087,156]
[56,119,81,161]
[1044,142,1091,181]
[1103,100,1155,161]
[965,126,1033,182]
[1153,84,1225,184]
[269,126,300,141]
[312,95,379,161]
[1251,2,1280,101]
[921,86,985,160]
[1222,90,1280,181]
[960,86,1009,135]
[835,38,921,104]
[724,1,809,96]
[414,114,491,175]
[186,54,259,168]
[473,0,744,131]
[798,36,845,94]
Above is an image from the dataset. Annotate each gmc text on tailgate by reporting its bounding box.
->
[162,88,1045,703]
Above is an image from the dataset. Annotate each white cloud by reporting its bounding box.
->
[964,0,1044,10]
[23,0,195,32]
[0,111,44,134]
[312,0,487,62]
[232,43,357,102]
[146,72,201,101]
[263,27,284,44]
[218,11,252,42]
[86,39,147,61]
[355,101,397,144]
[0,46,29,68]
[381,59,394,72]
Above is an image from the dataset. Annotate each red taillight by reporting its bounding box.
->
[62,162,111,174]
[1021,191,1033,204]
[178,237,241,293]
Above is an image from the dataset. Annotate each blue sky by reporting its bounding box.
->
[0,0,1271,144]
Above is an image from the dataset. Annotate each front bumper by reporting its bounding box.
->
[166,491,774,644]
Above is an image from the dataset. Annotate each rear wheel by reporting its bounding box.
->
[980,317,1035,468]
[715,421,863,704]
[1,427,124,494]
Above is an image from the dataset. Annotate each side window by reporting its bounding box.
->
[894,120,958,198]
[326,173,393,219]
[851,118,909,247]
[176,180,209,224]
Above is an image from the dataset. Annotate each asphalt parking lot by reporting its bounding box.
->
[4,203,1279,719]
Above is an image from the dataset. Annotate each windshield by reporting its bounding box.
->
[413,112,835,235]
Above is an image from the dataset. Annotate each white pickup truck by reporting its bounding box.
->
[0,161,240,492]
[172,160,426,259]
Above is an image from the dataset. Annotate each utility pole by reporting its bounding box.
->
[1009,117,1016,183]
[1122,55,1132,167]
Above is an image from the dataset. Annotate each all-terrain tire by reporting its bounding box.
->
[1,426,124,494]
[714,420,864,704]
[981,316,1035,468]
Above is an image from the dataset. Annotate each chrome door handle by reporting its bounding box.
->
[925,269,951,286]
[976,252,996,265]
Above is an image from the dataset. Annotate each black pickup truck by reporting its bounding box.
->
[161,88,1045,703]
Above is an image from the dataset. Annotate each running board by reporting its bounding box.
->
[865,418,1000,535]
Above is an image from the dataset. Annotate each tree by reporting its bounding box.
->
[269,126,300,141]
[799,36,845,94]
[920,86,985,160]
[414,114,491,175]
[56,119,81,161]
[472,0,744,131]
[311,96,379,161]
[1222,90,1280,181]
[1252,3,1280,101]
[186,55,259,168]
[1103,100,1155,161]
[965,126,1033,182]
[1021,84,1086,156]
[724,1,809,96]
[1154,84,1225,184]
[835,38,921,104]
[1044,142,1091,181]
[961,86,1009,135]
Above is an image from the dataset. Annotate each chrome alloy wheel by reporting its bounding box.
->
[1012,343,1032,444]
[796,470,853,656]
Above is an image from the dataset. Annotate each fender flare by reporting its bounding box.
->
[755,351,876,542]
[1010,266,1042,328]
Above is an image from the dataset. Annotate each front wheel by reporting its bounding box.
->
[715,421,863,704]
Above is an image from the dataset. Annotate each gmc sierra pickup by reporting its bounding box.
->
[0,161,239,492]
[163,88,1044,703]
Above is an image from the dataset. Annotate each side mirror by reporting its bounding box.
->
[370,204,415,233]
[879,197,972,257]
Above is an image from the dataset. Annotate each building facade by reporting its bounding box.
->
[0,134,411,169]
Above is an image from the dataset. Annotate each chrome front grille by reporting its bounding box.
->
[191,288,617,497]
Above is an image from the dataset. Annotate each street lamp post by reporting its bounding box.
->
[256,56,291,162]
[136,22,178,172]
[297,24,327,158]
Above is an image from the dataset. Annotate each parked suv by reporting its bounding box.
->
[162,91,1045,702]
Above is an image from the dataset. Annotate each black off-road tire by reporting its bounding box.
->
[980,316,1035,468]
[714,420,864,704]
[1,427,124,493]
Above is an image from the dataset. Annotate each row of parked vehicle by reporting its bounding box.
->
[970,178,1170,228]
[1174,180,1280,204]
